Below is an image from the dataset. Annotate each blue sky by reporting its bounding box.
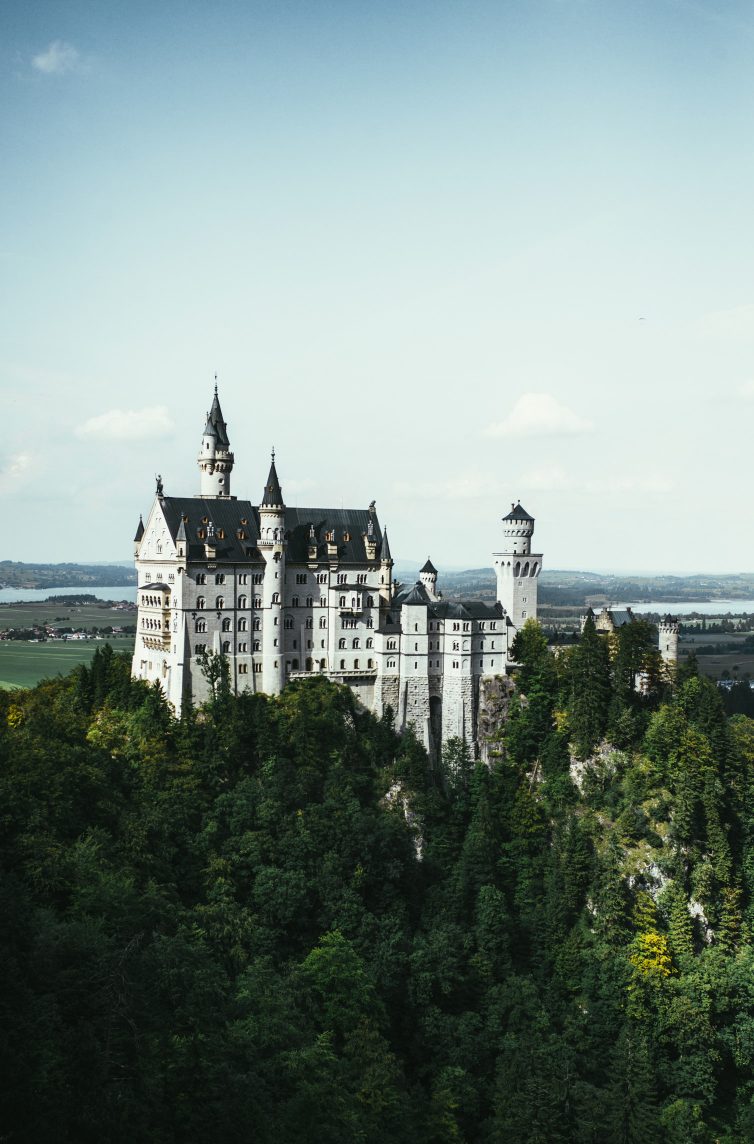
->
[2,0,754,571]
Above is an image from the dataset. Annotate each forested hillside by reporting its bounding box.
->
[2,626,754,1142]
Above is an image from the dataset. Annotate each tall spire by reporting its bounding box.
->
[380,527,392,563]
[203,385,230,448]
[198,381,234,498]
[261,450,284,507]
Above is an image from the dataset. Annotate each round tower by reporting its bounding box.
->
[659,615,679,666]
[198,383,234,498]
[493,501,543,637]
[419,557,438,600]
[258,451,286,695]
[379,527,394,604]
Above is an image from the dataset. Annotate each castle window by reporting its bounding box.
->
[306,596,313,607]
[387,639,396,650]
[254,662,262,673]
[195,643,206,653]
[292,595,299,607]
[366,617,373,628]
[453,642,459,651]
[414,642,418,651]
[239,574,248,585]
[490,622,496,630]
[239,663,248,674]
[253,573,263,584]
[216,596,224,610]
[215,573,225,585]
[292,658,299,670]
[285,617,293,629]
[273,638,278,648]
[222,618,232,632]
[338,573,347,584]
[339,638,346,649]
[317,573,327,584]
[253,618,261,631]
[196,573,206,585]
[320,596,327,607]
[414,662,417,669]
[319,616,327,628]
[272,592,280,604]
[522,611,527,618]
[343,532,350,542]
[320,658,327,669]
[296,574,307,584]
[254,640,261,651]
[326,530,335,542]
[305,618,313,629]
[307,639,313,648]
[368,658,373,668]
[292,639,297,648]
[145,573,151,581]
[238,595,248,608]
[352,638,360,649]
[306,658,313,671]
[238,642,247,653]
[168,573,175,582]
[463,623,469,632]
[195,619,206,633]
[339,595,346,608]
[366,595,374,607]
[253,597,262,609]
[222,641,230,653]
[453,622,459,631]
[321,639,326,648]
[387,658,396,669]
[366,637,373,649]
[357,573,367,584]
[491,641,495,649]
[340,659,345,669]
[197,596,205,610]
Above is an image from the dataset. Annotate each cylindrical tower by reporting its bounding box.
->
[419,558,438,600]
[259,452,286,694]
[492,502,543,637]
[659,615,679,667]
[198,384,234,498]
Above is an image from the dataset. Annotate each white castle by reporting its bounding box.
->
[132,388,543,753]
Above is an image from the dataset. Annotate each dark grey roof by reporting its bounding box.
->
[176,519,187,543]
[430,599,506,621]
[285,507,384,564]
[156,497,384,566]
[261,456,284,506]
[134,515,144,542]
[420,558,438,575]
[398,582,431,606]
[203,389,230,447]
[662,614,677,624]
[608,609,634,627]
[380,528,392,563]
[502,502,534,522]
[140,581,170,591]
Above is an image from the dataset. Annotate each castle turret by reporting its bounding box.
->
[379,527,393,603]
[197,384,235,498]
[419,557,439,600]
[493,502,543,636]
[258,451,286,695]
[659,615,679,668]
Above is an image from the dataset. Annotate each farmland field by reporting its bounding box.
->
[0,598,135,632]
[0,637,135,690]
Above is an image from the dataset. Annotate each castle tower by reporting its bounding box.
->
[659,615,679,667]
[379,528,393,604]
[258,451,286,695]
[197,384,235,498]
[419,558,439,600]
[493,502,543,634]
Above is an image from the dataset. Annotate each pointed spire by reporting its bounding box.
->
[380,527,392,563]
[134,514,144,542]
[203,383,230,447]
[420,557,437,575]
[176,518,187,543]
[261,450,284,507]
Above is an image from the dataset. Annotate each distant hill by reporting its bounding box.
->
[0,562,136,590]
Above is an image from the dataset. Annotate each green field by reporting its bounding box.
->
[0,637,135,690]
[0,599,135,632]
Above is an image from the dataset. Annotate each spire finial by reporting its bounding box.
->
[271,446,275,462]
[214,372,218,395]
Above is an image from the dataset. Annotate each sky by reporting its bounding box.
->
[2,0,754,573]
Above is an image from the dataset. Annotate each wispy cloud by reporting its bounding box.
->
[32,41,81,75]
[76,406,175,441]
[485,393,593,438]
[515,464,673,496]
[0,452,32,491]
[393,471,500,501]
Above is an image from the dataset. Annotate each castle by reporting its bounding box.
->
[131,388,543,753]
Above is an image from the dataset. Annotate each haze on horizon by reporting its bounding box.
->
[2,0,753,574]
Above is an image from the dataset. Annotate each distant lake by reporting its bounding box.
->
[0,586,137,605]
[624,599,754,617]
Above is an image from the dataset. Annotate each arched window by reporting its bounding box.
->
[238,595,247,608]
[306,658,313,671]
[339,595,346,607]
[367,658,373,668]
[215,573,225,585]
[354,659,359,669]
[196,573,206,585]
[195,619,206,633]
[340,659,345,669]
[366,637,373,648]
[238,618,247,631]
[305,618,313,629]
[253,596,262,608]
[222,640,230,653]
[215,596,224,610]
[221,618,231,632]
[253,640,261,651]
[352,638,360,649]
[292,658,299,670]
[197,596,205,610]
[272,592,280,604]
[306,596,313,607]
[284,617,293,629]
[291,595,299,607]
[319,616,327,628]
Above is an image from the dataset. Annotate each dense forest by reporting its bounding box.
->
[2,619,754,1142]
[0,562,135,590]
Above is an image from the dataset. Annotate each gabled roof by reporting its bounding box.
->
[399,582,431,606]
[502,502,534,522]
[261,455,284,507]
[285,507,383,564]
[203,388,230,447]
[420,558,438,575]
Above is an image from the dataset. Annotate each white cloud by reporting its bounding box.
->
[485,393,593,438]
[32,41,81,75]
[393,472,500,501]
[76,406,175,441]
[0,453,32,491]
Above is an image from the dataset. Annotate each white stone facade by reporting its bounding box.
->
[131,392,543,754]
